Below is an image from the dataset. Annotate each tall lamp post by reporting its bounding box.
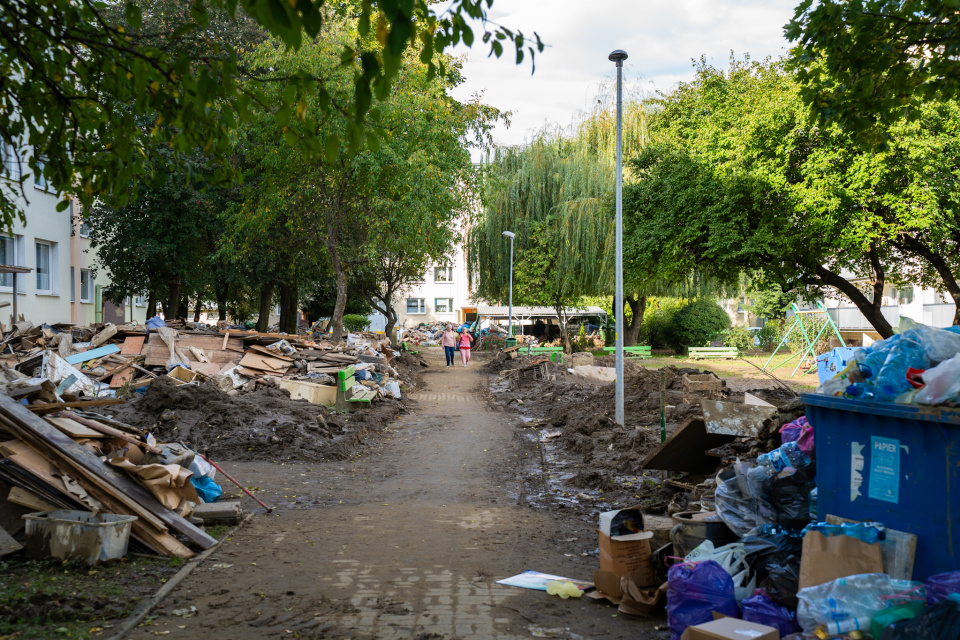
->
[608,49,627,429]
[502,231,515,337]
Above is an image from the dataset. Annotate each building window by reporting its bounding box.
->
[134,295,146,307]
[80,269,93,303]
[33,149,47,191]
[898,287,914,305]
[1,143,20,180]
[35,241,54,293]
[70,267,75,302]
[435,298,454,313]
[0,235,17,289]
[434,265,454,283]
[406,298,426,314]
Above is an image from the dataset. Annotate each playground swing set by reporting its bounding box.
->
[762,302,846,377]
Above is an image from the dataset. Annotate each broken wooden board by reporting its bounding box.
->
[64,344,121,365]
[640,417,736,472]
[142,334,243,367]
[109,366,136,389]
[0,522,22,557]
[46,417,106,439]
[699,399,777,438]
[120,335,146,355]
[238,351,291,374]
[7,485,57,512]
[278,379,336,406]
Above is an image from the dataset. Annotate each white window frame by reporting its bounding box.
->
[79,268,93,303]
[70,266,75,302]
[134,294,147,307]
[33,149,47,191]
[435,298,454,314]
[0,234,24,291]
[35,240,57,295]
[434,265,454,283]
[406,298,426,315]
[1,143,20,181]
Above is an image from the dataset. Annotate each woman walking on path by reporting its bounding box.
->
[458,327,474,367]
[441,325,458,367]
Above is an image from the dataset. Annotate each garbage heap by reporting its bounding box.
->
[0,321,421,564]
[574,321,960,639]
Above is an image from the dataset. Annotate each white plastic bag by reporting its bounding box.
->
[189,455,217,480]
[384,381,401,399]
[915,353,960,405]
[684,541,754,602]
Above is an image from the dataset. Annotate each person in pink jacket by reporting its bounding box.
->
[440,325,458,366]
[458,327,474,367]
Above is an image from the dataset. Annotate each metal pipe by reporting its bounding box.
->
[609,49,628,428]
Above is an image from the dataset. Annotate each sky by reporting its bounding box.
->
[449,0,799,153]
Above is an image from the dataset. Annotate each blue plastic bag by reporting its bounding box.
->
[191,475,222,503]
[667,560,739,640]
[741,592,801,636]
[927,571,960,606]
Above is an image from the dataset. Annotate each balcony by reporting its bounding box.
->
[825,306,901,332]
[923,304,957,329]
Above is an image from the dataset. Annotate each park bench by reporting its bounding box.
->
[400,341,419,356]
[527,346,564,363]
[687,346,739,360]
[335,365,378,412]
[601,345,652,359]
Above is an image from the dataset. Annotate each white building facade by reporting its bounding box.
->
[394,242,473,328]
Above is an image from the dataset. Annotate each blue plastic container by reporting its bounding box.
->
[815,347,862,384]
[802,393,960,580]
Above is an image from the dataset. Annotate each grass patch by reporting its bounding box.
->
[0,555,178,639]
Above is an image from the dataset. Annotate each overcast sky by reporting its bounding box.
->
[450,0,799,153]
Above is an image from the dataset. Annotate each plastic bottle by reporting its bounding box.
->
[873,331,930,402]
[781,441,811,468]
[814,616,872,637]
[808,487,818,520]
[803,521,885,543]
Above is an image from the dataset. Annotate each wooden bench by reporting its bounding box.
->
[601,346,652,359]
[687,347,739,360]
[334,366,378,412]
[527,346,564,363]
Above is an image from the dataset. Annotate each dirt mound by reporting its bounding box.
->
[106,376,401,461]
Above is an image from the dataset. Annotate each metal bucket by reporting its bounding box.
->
[670,510,738,559]
[23,510,137,565]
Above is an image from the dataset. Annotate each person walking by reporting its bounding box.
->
[441,324,457,367]
[458,327,474,367]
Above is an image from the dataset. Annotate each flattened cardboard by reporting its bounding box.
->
[798,530,884,590]
[680,617,779,640]
[586,569,666,617]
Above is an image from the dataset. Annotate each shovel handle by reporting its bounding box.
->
[201,454,273,512]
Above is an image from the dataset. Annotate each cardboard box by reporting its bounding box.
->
[680,617,779,640]
[585,569,665,616]
[596,505,655,587]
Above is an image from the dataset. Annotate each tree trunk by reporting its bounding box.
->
[147,293,157,319]
[166,279,180,320]
[178,294,189,321]
[624,294,647,346]
[256,284,274,333]
[326,240,348,342]
[193,292,202,323]
[554,302,572,353]
[215,279,229,322]
[813,261,894,338]
[278,282,298,334]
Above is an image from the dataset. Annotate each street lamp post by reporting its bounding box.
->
[502,231,515,337]
[608,49,627,429]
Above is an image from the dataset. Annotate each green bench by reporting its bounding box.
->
[528,346,564,363]
[335,365,378,412]
[601,346,652,359]
[400,342,419,356]
[687,347,739,360]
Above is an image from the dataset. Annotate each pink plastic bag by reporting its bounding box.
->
[796,421,814,458]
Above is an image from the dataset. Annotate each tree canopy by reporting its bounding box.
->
[0,0,540,231]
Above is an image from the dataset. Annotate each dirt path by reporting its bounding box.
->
[132,350,667,640]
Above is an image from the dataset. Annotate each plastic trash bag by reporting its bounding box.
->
[779,416,807,444]
[915,354,960,405]
[189,455,216,480]
[913,322,960,364]
[683,541,754,603]
[764,460,817,530]
[191,475,222,503]
[927,571,960,606]
[384,381,401,399]
[882,599,960,640]
[797,573,906,632]
[715,464,776,537]
[759,557,801,609]
[872,600,926,639]
[666,560,740,640]
[741,592,801,636]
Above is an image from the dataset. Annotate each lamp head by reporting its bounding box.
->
[502,231,515,239]
[608,50,628,66]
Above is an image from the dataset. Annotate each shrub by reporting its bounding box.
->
[724,325,753,352]
[342,314,370,333]
[757,320,783,352]
[640,298,687,349]
[669,299,731,352]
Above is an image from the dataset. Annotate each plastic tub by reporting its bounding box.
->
[23,510,137,565]
[815,347,861,384]
[505,338,517,349]
[801,393,960,580]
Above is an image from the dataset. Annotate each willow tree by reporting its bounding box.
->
[469,89,649,349]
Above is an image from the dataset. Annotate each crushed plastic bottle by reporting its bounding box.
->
[802,521,885,543]
[808,487,818,520]
[872,330,930,401]
[758,441,811,472]
[545,580,582,599]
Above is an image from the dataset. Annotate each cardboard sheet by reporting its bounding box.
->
[798,530,884,589]
[108,457,198,517]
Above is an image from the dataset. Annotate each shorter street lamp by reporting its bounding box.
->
[502,231,515,337]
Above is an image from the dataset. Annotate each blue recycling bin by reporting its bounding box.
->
[815,347,862,384]
[802,393,960,580]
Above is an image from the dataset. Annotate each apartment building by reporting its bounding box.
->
[394,243,473,327]
[1,144,147,327]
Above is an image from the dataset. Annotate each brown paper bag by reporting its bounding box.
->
[798,530,884,589]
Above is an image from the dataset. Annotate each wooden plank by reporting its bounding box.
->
[640,417,736,472]
[7,486,57,511]
[46,417,106,439]
[0,397,215,550]
[222,332,230,351]
[110,366,136,389]
[64,344,121,365]
[28,398,125,414]
[120,335,145,355]
[60,411,160,454]
[0,522,22,557]
[190,362,222,376]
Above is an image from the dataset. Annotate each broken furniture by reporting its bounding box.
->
[526,346,564,363]
[334,366,377,412]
